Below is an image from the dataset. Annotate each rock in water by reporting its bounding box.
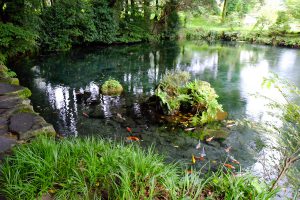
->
[216,111,228,121]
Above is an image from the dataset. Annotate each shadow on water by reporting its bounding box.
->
[12,41,300,182]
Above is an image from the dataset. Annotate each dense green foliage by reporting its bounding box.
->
[40,0,118,50]
[156,71,223,125]
[0,0,182,61]
[0,23,38,64]
[0,135,277,199]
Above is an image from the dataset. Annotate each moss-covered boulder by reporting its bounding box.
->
[101,79,123,95]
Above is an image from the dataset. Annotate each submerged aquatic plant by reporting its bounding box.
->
[155,71,223,125]
[101,78,123,95]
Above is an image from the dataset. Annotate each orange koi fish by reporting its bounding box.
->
[232,159,240,164]
[126,127,132,133]
[126,136,140,141]
[224,163,235,169]
[228,155,240,164]
[194,155,205,161]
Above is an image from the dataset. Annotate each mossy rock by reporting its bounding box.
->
[0,65,8,73]
[200,128,229,140]
[101,79,123,95]
[154,71,224,126]
[216,111,228,121]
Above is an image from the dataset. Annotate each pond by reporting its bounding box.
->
[12,41,300,192]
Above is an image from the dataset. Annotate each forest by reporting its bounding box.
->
[1,0,300,64]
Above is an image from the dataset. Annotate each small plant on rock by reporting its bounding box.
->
[101,79,123,95]
[155,70,224,126]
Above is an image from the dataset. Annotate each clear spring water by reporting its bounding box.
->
[13,41,300,195]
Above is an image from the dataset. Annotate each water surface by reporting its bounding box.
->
[13,41,300,186]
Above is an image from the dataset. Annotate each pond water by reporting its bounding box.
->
[12,41,300,191]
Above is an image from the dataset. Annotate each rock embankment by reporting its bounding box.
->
[0,65,55,156]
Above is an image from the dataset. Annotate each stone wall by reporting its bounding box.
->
[0,65,55,157]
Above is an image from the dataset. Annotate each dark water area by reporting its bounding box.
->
[12,41,300,182]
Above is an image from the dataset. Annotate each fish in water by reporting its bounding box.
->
[192,155,196,164]
[126,136,140,141]
[226,120,236,128]
[184,127,196,132]
[226,124,235,128]
[117,113,126,121]
[196,140,201,149]
[194,155,205,161]
[82,112,89,118]
[206,136,214,142]
[224,163,235,169]
[200,147,206,157]
[224,146,232,153]
[126,127,132,133]
[228,155,240,164]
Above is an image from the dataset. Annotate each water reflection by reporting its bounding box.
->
[13,42,300,181]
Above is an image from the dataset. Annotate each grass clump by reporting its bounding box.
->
[156,71,223,125]
[101,79,123,95]
[0,136,277,199]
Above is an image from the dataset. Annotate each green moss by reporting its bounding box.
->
[101,79,123,95]
[9,78,19,85]
[13,105,35,114]
[17,88,32,99]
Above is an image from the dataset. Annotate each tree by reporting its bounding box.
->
[286,0,300,20]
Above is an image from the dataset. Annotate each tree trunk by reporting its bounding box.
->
[0,0,5,22]
[154,0,158,20]
[130,0,134,16]
[143,0,150,24]
[124,0,129,20]
[221,0,228,23]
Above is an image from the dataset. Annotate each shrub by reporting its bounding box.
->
[0,23,38,64]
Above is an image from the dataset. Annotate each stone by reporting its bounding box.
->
[9,113,36,135]
[0,137,16,153]
[0,83,31,98]
[8,112,55,139]
[0,117,8,135]
[204,128,229,140]
[21,124,56,140]
[216,111,228,121]
[0,83,24,95]
[0,98,21,109]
